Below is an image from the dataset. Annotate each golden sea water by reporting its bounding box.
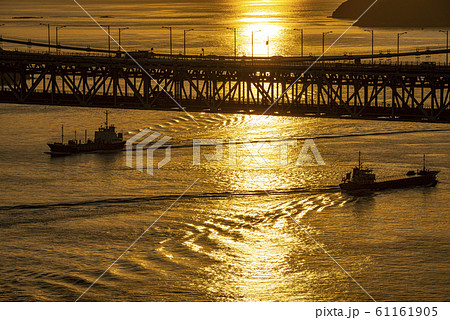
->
[1,0,448,62]
[0,0,449,301]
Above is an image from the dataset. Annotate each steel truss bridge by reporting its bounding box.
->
[1,41,450,122]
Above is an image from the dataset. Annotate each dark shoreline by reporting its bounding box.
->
[332,0,450,28]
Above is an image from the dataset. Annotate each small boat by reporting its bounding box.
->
[47,111,125,156]
[339,152,439,194]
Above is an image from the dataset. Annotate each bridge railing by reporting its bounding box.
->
[2,36,450,66]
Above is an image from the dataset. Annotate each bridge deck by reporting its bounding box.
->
[1,49,449,122]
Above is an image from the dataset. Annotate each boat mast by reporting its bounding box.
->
[423,154,426,171]
[358,151,361,169]
[85,129,87,143]
[105,110,109,128]
[61,125,64,143]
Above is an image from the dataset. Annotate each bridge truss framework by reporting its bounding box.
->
[1,51,449,121]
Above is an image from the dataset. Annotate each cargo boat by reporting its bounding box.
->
[47,111,125,156]
[340,153,439,194]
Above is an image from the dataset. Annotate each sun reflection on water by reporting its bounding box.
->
[235,0,292,56]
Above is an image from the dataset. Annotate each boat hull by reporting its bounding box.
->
[47,141,125,155]
[340,172,438,193]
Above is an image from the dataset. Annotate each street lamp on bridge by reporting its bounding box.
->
[293,28,304,57]
[365,29,374,64]
[227,27,237,57]
[252,30,261,58]
[0,23,4,50]
[39,23,51,53]
[162,26,173,55]
[55,25,66,54]
[397,32,407,64]
[101,25,111,56]
[322,31,332,57]
[439,30,448,66]
[184,28,194,56]
[118,27,129,50]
